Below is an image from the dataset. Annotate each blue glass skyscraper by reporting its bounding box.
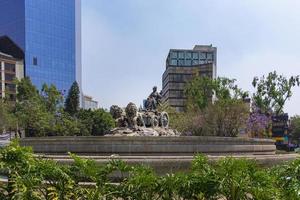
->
[0,0,82,96]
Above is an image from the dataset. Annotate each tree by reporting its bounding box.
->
[65,81,80,116]
[178,76,250,136]
[252,71,300,115]
[202,100,250,137]
[16,99,53,137]
[247,104,271,138]
[91,109,115,135]
[77,109,115,136]
[52,111,86,136]
[184,76,215,110]
[41,83,63,113]
[214,77,249,101]
[185,77,248,111]
[14,78,116,137]
[15,77,39,102]
[15,78,53,137]
[0,100,17,133]
[290,116,300,144]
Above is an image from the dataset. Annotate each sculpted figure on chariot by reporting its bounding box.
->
[145,86,162,111]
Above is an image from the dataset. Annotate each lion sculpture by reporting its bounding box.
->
[110,102,169,130]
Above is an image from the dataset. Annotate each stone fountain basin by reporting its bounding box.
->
[20,136,299,175]
[20,136,276,156]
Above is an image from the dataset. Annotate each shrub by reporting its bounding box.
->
[202,100,249,137]
[216,157,277,200]
[1,142,300,200]
[272,159,300,200]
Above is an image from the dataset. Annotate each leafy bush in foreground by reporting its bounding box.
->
[0,142,299,200]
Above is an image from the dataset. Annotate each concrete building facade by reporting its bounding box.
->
[0,53,24,100]
[0,55,24,101]
[0,37,24,100]
[162,45,217,112]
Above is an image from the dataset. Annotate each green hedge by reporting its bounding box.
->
[0,141,299,200]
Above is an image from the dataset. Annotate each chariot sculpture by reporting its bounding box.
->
[110,86,169,130]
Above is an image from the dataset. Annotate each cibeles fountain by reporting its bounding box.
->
[108,86,179,137]
[20,86,287,174]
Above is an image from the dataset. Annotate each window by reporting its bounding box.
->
[207,53,213,60]
[178,59,184,66]
[174,74,183,81]
[185,59,192,66]
[192,52,199,59]
[178,52,184,59]
[199,60,206,65]
[170,59,177,66]
[170,51,177,59]
[186,52,192,59]
[4,63,15,72]
[5,74,15,81]
[192,60,199,65]
[199,53,206,59]
[33,57,38,66]
[170,90,184,98]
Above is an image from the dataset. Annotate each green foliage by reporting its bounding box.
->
[272,159,300,200]
[41,84,63,113]
[177,155,219,199]
[77,109,115,136]
[202,100,249,137]
[52,112,87,136]
[64,81,80,116]
[15,95,54,137]
[162,104,202,136]
[90,109,115,135]
[216,157,277,200]
[214,77,249,101]
[0,100,17,132]
[184,76,215,110]
[290,115,300,144]
[120,165,158,200]
[185,76,248,111]
[252,71,300,115]
[2,143,300,199]
[15,78,54,137]
[0,141,39,199]
[176,76,250,136]
[11,77,114,137]
[15,77,39,102]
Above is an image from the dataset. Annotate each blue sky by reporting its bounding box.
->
[81,0,300,116]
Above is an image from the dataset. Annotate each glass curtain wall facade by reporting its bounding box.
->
[168,51,214,67]
[0,0,82,97]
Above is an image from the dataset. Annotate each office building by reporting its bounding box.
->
[162,45,217,112]
[0,36,24,100]
[0,0,82,99]
[83,95,98,110]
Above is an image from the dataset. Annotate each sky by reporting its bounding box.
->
[81,0,300,116]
